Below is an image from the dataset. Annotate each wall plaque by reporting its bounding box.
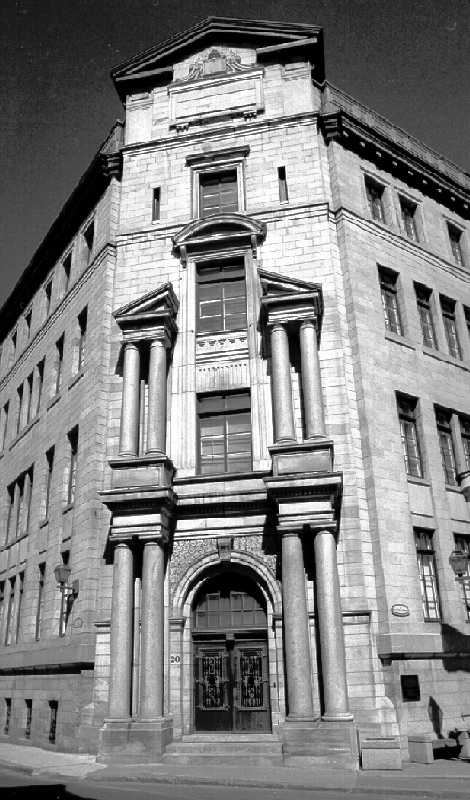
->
[391,603,410,617]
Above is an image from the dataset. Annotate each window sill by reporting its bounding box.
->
[406,476,430,487]
[384,331,415,350]
[39,517,49,529]
[62,503,74,515]
[9,415,39,450]
[68,370,84,390]
[1,531,29,552]
[47,393,61,411]
[445,483,462,494]
[422,347,470,372]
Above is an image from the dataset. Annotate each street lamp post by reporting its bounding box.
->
[448,550,470,760]
[53,564,79,637]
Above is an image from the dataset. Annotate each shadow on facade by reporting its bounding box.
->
[441,623,470,672]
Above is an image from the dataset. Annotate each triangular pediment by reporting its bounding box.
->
[258,268,320,297]
[114,282,178,328]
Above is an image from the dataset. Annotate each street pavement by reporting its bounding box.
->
[0,741,470,798]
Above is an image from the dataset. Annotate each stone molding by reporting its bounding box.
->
[113,281,179,345]
[172,212,266,265]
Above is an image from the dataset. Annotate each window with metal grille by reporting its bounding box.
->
[435,408,457,485]
[399,196,419,241]
[365,177,386,223]
[197,261,246,334]
[49,701,58,743]
[415,284,437,349]
[378,267,402,335]
[440,296,461,359]
[198,393,252,476]
[397,395,423,478]
[414,530,441,621]
[448,223,465,267]
[199,170,238,217]
[454,534,470,620]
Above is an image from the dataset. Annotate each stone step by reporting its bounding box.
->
[182,733,278,743]
[163,736,283,766]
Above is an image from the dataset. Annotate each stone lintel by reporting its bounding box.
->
[109,454,174,490]
[262,295,321,330]
[120,319,176,347]
[269,439,334,476]
[264,470,342,503]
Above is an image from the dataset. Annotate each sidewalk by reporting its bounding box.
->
[0,741,470,797]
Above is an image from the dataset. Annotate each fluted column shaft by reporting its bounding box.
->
[146,339,167,455]
[108,542,134,719]
[119,343,141,457]
[314,530,352,720]
[281,532,315,718]
[140,539,165,718]
[270,324,295,443]
[300,320,325,438]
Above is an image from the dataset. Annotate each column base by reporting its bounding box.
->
[281,717,358,770]
[98,716,173,763]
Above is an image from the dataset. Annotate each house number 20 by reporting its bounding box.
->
[170,655,181,664]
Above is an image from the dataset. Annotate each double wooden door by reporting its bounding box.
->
[194,638,271,732]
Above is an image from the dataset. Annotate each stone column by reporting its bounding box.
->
[314,530,352,721]
[300,320,325,438]
[270,324,295,443]
[140,539,165,719]
[119,343,141,457]
[281,532,315,719]
[108,542,134,719]
[146,339,167,455]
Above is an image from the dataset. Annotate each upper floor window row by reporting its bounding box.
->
[364,174,467,266]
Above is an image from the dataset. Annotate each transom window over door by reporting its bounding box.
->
[197,261,246,333]
[198,392,252,475]
[199,170,238,217]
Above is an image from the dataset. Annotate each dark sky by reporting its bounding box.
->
[1,0,469,306]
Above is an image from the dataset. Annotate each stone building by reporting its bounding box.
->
[0,17,469,768]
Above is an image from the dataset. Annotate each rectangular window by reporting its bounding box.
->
[197,261,246,334]
[44,446,54,519]
[24,699,32,739]
[440,296,461,359]
[435,408,457,485]
[5,577,16,646]
[365,176,386,223]
[415,283,437,349]
[278,166,288,202]
[152,187,161,221]
[414,529,440,621]
[76,308,87,373]
[378,267,402,335]
[0,401,9,452]
[62,253,72,296]
[199,170,238,217]
[35,358,45,417]
[66,427,79,505]
[397,395,423,478]
[49,701,58,743]
[460,415,470,472]
[454,535,470,620]
[25,308,32,340]
[399,196,419,241]
[4,698,11,735]
[84,220,94,261]
[401,675,420,702]
[35,563,46,641]
[53,335,64,396]
[15,571,24,644]
[198,392,252,476]
[16,384,24,434]
[44,279,53,320]
[448,223,465,267]
[26,371,34,425]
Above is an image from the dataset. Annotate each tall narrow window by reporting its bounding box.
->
[5,577,16,646]
[399,196,419,241]
[62,253,72,296]
[435,408,457,485]
[278,166,288,202]
[0,582,4,636]
[53,335,64,396]
[199,170,238,217]
[378,267,402,335]
[198,392,252,475]
[365,176,386,223]
[44,279,53,320]
[440,296,461,359]
[11,329,17,366]
[415,284,437,349]
[397,395,423,478]
[448,223,465,267]
[49,701,58,743]
[25,308,33,341]
[84,220,94,262]
[25,371,34,425]
[35,358,45,417]
[0,401,9,452]
[415,530,440,621]
[76,308,87,373]
[24,699,32,739]
[460,415,470,472]
[454,535,470,620]
[152,187,161,221]
[44,446,54,519]
[59,550,70,637]
[66,427,79,506]
[465,307,470,343]
[15,571,24,644]
[4,698,11,735]
[35,563,46,641]
[197,261,246,333]
[16,384,24,434]
[6,483,16,544]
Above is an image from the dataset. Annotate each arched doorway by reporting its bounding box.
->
[192,570,271,733]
